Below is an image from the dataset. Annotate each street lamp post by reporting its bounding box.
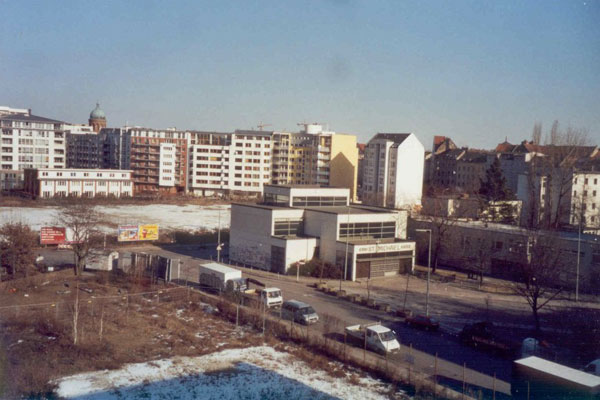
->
[415,228,432,316]
[576,217,581,302]
[341,205,350,291]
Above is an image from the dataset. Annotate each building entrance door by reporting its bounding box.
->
[356,261,370,279]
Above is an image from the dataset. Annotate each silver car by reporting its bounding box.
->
[281,300,319,325]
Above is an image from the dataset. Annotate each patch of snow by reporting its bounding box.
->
[54,346,398,399]
[0,204,230,232]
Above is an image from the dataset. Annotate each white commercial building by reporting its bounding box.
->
[24,168,133,198]
[362,133,424,209]
[0,106,66,171]
[230,185,415,280]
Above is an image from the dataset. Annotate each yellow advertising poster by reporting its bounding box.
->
[138,224,159,241]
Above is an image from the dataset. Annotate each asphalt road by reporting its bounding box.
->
[38,245,514,395]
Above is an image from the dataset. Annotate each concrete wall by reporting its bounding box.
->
[229,204,274,270]
[303,210,339,265]
[284,237,319,270]
[392,133,424,208]
[330,134,359,201]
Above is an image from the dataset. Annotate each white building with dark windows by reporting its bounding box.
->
[188,130,273,196]
[362,133,424,209]
[24,168,133,198]
[0,106,66,171]
[230,185,415,280]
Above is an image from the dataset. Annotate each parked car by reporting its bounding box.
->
[345,323,400,354]
[459,321,518,357]
[405,314,440,331]
[281,300,319,325]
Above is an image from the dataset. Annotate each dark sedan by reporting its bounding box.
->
[405,314,440,331]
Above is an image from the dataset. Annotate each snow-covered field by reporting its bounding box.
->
[54,346,399,400]
[0,204,230,232]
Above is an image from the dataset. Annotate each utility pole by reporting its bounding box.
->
[576,196,582,302]
[341,204,350,290]
[217,208,222,263]
[416,229,432,316]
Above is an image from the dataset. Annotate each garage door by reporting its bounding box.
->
[356,261,370,279]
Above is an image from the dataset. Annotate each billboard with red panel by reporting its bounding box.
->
[40,227,67,245]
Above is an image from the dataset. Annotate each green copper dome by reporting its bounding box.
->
[90,103,106,120]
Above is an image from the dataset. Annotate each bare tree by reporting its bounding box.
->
[71,282,80,345]
[531,122,542,145]
[0,222,38,279]
[511,232,566,332]
[467,236,493,289]
[56,204,103,276]
[525,122,591,230]
[419,196,471,273]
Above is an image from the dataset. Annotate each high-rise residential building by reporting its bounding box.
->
[0,106,66,172]
[66,128,131,170]
[271,124,358,199]
[127,127,188,194]
[187,124,358,198]
[362,133,424,209]
[188,130,273,196]
[357,143,366,199]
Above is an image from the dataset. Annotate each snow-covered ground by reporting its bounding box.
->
[0,204,230,232]
[54,346,399,400]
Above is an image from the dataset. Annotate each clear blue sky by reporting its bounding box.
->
[1,0,598,148]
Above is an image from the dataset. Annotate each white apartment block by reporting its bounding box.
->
[362,133,424,209]
[569,172,600,230]
[24,168,133,198]
[188,130,273,196]
[187,124,358,199]
[0,107,66,171]
[159,143,176,187]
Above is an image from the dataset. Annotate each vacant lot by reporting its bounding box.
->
[0,271,401,399]
[0,271,260,397]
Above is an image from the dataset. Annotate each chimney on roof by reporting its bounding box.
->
[27,108,31,116]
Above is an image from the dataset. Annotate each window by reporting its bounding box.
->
[273,219,304,236]
[339,221,396,239]
[292,196,347,207]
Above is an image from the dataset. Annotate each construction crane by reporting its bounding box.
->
[256,122,272,131]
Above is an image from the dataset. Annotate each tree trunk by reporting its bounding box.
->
[532,297,541,333]
[73,253,79,276]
